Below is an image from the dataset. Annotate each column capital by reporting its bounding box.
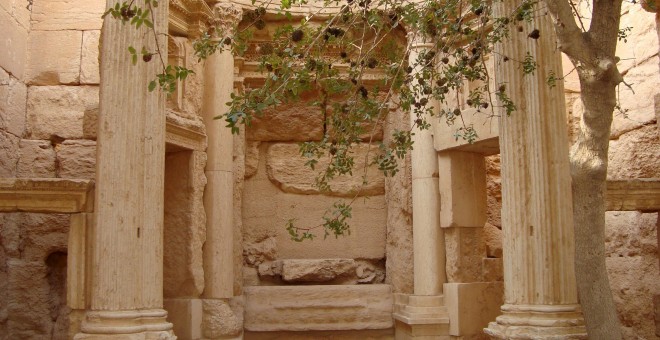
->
[212,3,243,37]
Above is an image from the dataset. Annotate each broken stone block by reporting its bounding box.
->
[257,261,282,277]
[281,259,356,283]
[243,237,277,266]
[355,260,385,284]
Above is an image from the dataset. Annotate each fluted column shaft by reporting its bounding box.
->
[409,40,446,296]
[202,3,242,299]
[485,0,586,338]
[77,0,174,338]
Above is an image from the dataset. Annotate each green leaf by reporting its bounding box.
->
[148,80,157,92]
[128,46,136,54]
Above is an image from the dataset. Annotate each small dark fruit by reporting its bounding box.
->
[142,54,153,62]
[254,19,266,30]
[291,29,304,42]
[358,86,368,98]
[453,108,461,116]
[367,57,378,69]
[528,29,540,40]
[223,37,232,45]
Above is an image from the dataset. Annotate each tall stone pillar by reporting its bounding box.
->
[76,0,174,339]
[202,3,242,301]
[485,1,587,338]
[393,38,450,340]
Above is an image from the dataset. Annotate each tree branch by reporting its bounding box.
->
[543,0,592,63]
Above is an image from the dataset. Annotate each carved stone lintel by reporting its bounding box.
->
[0,178,94,213]
[212,3,243,37]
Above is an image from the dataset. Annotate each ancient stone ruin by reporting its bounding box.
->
[0,0,658,339]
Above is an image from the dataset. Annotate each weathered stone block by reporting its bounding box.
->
[267,143,385,197]
[445,227,485,283]
[0,70,27,136]
[244,141,260,179]
[244,236,277,266]
[483,222,502,258]
[27,86,99,139]
[82,107,98,140]
[281,259,356,283]
[80,30,100,85]
[164,150,206,298]
[244,285,393,331]
[482,258,503,282]
[202,298,243,338]
[30,0,105,31]
[6,260,54,339]
[17,139,56,178]
[444,282,503,336]
[257,260,283,278]
[0,6,28,79]
[247,103,324,142]
[0,130,19,176]
[27,30,82,85]
[56,140,96,179]
[5,213,69,261]
[608,125,660,179]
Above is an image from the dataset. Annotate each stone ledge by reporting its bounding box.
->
[605,178,660,211]
[244,284,393,332]
[165,110,207,152]
[0,178,94,213]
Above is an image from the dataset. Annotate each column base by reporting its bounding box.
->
[74,309,175,340]
[484,304,587,339]
[393,294,450,339]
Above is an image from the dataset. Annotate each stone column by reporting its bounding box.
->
[485,1,587,338]
[76,0,174,338]
[393,37,450,340]
[202,3,242,300]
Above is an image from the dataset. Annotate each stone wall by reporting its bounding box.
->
[241,101,390,286]
[0,213,71,339]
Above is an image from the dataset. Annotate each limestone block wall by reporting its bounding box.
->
[0,1,103,338]
[241,100,390,286]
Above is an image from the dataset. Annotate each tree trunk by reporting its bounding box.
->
[570,73,622,340]
[544,1,625,337]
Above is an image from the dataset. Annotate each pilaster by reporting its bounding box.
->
[75,0,173,338]
[484,0,587,338]
[201,0,243,307]
[393,37,449,340]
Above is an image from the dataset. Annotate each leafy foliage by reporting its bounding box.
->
[105,0,556,240]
